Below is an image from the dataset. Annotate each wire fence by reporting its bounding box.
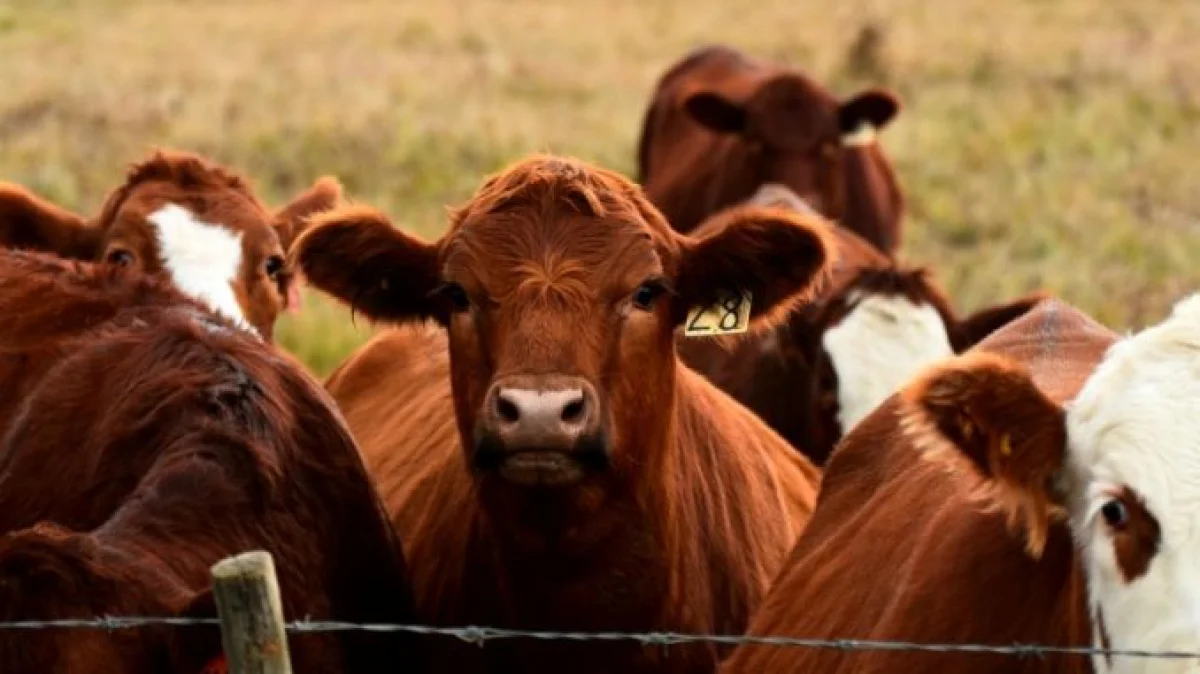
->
[0,615,1196,661]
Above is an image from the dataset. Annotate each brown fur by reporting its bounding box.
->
[296,154,828,674]
[0,250,421,673]
[637,44,905,254]
[721,298,1115,674]
[0,149,342,340]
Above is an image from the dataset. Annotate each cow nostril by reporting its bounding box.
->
[561,399,585,423]
[496,396,520,423]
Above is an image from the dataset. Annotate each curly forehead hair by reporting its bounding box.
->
[448,154,671,234]
[95,150,264,226]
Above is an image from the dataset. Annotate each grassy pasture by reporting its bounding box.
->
[2,0,1198,375]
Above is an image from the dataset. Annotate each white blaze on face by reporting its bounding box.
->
[1063,293,1200,673]
[147,204,255,336]
[822,292,954,434]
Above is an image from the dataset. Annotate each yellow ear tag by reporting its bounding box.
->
[684,289,753,337]
[998,435,1013,457]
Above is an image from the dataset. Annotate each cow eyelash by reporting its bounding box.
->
[431,282,471,312]
[632,278,672,311]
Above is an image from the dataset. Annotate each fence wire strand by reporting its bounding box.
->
[0,616,1194,660]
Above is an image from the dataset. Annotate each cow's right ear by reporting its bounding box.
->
[0,183,101,260]
[684,91,748,135]
[289,205,443,324]
[899,352,1068,558]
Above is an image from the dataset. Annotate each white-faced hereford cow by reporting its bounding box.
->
[679,184,1044,465]
[292,154,829,674]
[724,294,1200,673]
[0,149,341,341]
[637,44,904,254]
[0,251,421,673]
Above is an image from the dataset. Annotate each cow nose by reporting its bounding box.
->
[493,387,589,443]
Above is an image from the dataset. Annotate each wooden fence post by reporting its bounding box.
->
[210,550,294,674]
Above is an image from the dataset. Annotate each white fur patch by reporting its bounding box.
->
[147,204,254,336]
[822,293,953,434]
[841,122,877,147]
[1062,292,1200,672]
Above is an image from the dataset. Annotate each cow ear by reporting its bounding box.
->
[289,205,443,324]
[684,91,748,135]
[166,589,226,674]
[0,183,101,260]
[274,176,344,252]
[952,292,1048,352]
[838,89,900,135]
[672,204,833,333]
[900,352,1068,558]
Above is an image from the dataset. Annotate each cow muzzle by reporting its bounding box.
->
[473,375,608,486]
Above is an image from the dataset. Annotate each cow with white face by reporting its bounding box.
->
[905,293,1200,673]
[0,149,341,341]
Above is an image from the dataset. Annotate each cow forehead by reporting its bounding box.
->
[114,182,275,236]
[445,212,666,288]
[1067,323,1200,534]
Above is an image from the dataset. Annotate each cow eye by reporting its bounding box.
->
[106,249,134,267]
[1101,499,1129,530]
[440,283,471,312]
[265,255,285,278]
[632,281,666,311]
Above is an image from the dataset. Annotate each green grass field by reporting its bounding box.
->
[3,0,1198,376]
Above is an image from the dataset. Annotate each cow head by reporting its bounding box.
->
[294,154,830,499]
[0,150,342,341]
[902,294,1200,672]
[683,72,899,218]
[0,523,223,674]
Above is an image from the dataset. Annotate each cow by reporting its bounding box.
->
[291,154,830,674]
[636,44,905,254]
[0,250,422,673]
[720,296,1156,674]
[0,149,341,341]
[679,183,1044,465]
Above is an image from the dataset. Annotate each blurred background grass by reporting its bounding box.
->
[2,0,1198,376]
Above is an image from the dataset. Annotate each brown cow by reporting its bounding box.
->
[292,154,829,673]
[679,184,1044,465]
[637,44,904,254]
[0,250,421,673]
[721,297,1125,674]
[0,149,341,341]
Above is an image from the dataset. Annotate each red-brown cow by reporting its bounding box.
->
[721,297,1124,674]
[637,44,904,254]
[0,251,421,674]
[292,154,828,674]
[0,149,340,341]
[679,184,1044,465]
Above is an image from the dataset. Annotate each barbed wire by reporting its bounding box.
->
[0,616,1194,660]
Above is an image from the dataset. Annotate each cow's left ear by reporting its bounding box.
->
[838,89,900,135]
[165,589,226,674]
[951,291,1048,352]
[273,176,344,252]
[900,352,1068,558]
[672,204,833,332]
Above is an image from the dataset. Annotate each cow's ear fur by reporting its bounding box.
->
[673,204,834,333]
[0,184,101,260]
[273,176,344,252]
[684,91,748,135]
[290,206,443,324]
[838,89,900,134]
[166,589,227,674]
[952,292,1048,352]
[900,352,1068,558]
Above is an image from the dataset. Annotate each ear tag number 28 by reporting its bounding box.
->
[684,289,753,337]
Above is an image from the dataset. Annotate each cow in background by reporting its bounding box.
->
[292,154,828,674]
[680,183,1044,465]
[637,44,904,254]
[0,251,421,674]
[0,149,340,341]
